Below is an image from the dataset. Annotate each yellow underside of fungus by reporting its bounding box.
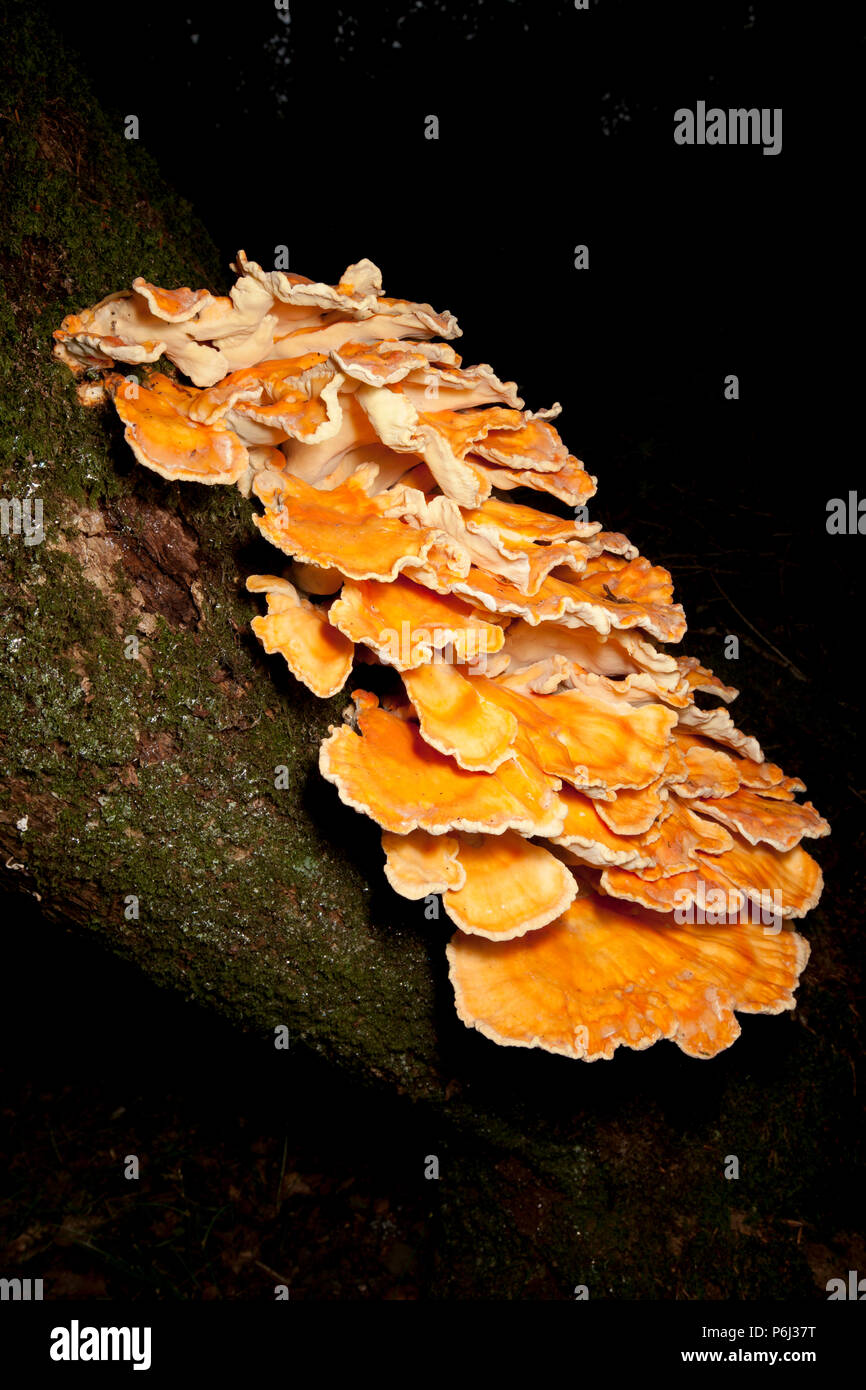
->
[54,252,829,1062]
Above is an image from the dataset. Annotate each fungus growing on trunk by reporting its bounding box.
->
[245,575,353,699]
[54,253,827,1061]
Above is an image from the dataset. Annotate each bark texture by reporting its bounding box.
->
[0,15,452,1102]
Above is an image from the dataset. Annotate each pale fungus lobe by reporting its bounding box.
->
[54,254,827,1062]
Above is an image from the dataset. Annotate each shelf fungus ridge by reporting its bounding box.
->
[54,253,828,1061]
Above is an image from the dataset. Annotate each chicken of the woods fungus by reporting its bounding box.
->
[54,255,829,1062]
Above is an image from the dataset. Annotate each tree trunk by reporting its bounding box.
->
[3,3,850,1300]
[0,8,455,1101]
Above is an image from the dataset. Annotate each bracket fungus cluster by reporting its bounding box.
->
[54,254,829,1062]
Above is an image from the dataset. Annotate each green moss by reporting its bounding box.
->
[0,0,447,1102]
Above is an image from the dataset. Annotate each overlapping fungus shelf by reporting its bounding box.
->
[54,253,829,1061]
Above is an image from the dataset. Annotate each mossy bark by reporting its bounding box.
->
[0,5,449,1097]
